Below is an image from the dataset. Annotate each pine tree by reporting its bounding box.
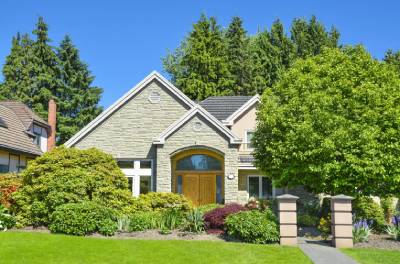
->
[268,20,294,69]
[225,17,251,95]
[163,14,233,100]
[291,15,339,58]
[56,35,103,144]
[384,49,400,73]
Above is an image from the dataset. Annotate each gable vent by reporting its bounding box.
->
[148,91,161,103]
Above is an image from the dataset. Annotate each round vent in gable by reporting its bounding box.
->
[192,121,202,132]
[148,91,161,103]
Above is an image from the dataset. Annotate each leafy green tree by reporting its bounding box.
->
[225,17,252,95]
[253,46,400,197]
[56,35,103,144]
[291,15,339,58]
[163,14,234,100]
[384,49,400,73]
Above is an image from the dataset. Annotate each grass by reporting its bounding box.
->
[0,231,312,264]
[342,248,400,264]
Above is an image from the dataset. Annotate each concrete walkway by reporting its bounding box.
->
[298,237,358,264]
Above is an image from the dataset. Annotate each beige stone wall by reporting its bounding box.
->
[231,105,257,152]
[73,80,190,159]
[157,115,239,203]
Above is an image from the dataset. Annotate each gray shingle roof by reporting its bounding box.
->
[0,104,43,156]
[199,96,253,121]
[0,101,49,130]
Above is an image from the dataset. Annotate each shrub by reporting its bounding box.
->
[203,203,246,230]
[197,203,223,214]
[318,214,331,240]
[12,147,131,226]
[183,209,204,233]
[319,197,331,218]
[117,215,131,232]
[0,205,15,230]
[298,215,319,227]
[128,211,162,231]
[353,196,386,232]
[386,215,400,241]
[49,202,117,236]
[381,196,395,224]
[0,173,22,208]
[225,209,279,244]
[353,220,371,243]
[137,192,192,212]
[159,208,185,230]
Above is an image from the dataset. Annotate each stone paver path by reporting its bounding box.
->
[298,237,358,264]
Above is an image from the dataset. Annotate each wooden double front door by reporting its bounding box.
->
[182,173,216,206]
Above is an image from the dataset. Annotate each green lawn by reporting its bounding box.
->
[0,232,311,264]
[342,248,400,264]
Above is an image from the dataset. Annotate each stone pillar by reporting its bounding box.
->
[331,194,353,248]
[277,194,299,246]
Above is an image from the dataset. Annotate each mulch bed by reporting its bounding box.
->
[354,234,400,250]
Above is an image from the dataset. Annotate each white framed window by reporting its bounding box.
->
[117,159,153,196]
[244,130,254,150]
[247,175,274,199]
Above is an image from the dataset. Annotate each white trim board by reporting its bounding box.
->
[222,94,260,126]
[153,104,242,145]
[65,71,196,147]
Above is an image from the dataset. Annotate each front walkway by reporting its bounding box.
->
[298,237,358,264]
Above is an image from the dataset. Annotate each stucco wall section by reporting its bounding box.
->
[72,80,190,159]
[231,105,257,152]
[157,115,239,203]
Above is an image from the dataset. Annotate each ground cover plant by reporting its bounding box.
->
[0,232,313,264]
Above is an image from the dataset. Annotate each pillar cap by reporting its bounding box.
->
[331,194,353,200]
[277,194,299,200]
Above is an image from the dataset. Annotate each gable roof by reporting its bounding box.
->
[65,71,196,147]
[222,95,260,126]
[200,96,254,121]
[0,100,49,129]
[0,105,42,156]
[154,104,242,145]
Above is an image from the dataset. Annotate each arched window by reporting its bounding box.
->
[176,154,222,171]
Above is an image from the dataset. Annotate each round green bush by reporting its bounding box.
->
[49,202,117,236]
[353,196,386,232]
[225,209,279,244]
[136,192,192,212]
[12,147,134,226]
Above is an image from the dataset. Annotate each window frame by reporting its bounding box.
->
[117,159,153,196]
[247,175,274,199]
[244,129,255,151]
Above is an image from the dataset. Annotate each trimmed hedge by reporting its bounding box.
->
[49,202,117,236]
[225,209,279,244]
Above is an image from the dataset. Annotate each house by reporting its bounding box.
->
[65,71,286,205]
[0,100,56,173]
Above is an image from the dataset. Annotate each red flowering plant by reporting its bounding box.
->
[0,173,22,208]
[203,203,247,234]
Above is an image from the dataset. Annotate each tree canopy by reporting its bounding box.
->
[163,15,340,99]
[253,46,400,197]
[0,17,102,144]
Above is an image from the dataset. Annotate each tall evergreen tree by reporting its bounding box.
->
[225,17,251,95]
[291,15,339,58]
[0,17,103,144]
[268,20,294,69]
[163,14,233,100]
[56,35,103,144]
[384,49,400,73]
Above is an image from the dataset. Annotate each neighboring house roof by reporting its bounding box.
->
[199,96,254,121]
[0,100,49,130]
[0,104,42,156]
[154,105,242,145]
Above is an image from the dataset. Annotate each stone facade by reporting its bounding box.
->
[157,115,239,203]
[74,80,190,159]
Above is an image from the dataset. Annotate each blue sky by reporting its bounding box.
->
[1,1,399,108]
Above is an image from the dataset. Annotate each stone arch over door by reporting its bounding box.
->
[170,146,225,206]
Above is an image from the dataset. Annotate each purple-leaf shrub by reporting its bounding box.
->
[203,203,247,231]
